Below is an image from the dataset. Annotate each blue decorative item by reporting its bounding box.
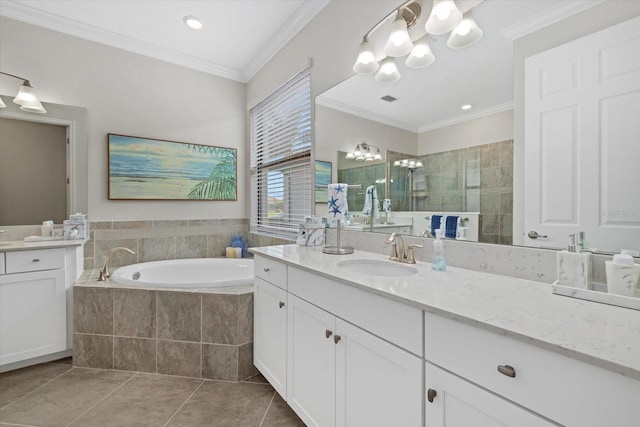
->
[231,234,247,257]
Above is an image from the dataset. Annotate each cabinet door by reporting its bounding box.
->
[0,269,66,366]
[425,363,554,427]
[254,278,288,398]
[335,319,422,427]
[287,294,336,427]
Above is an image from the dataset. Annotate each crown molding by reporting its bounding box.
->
[417,102,513,133]
[316,96,419,133]
[500,0,606,40]
[242,0,330,82]
[1,0,330,83]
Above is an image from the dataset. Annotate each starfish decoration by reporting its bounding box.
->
[330,205,342,217]
[328,195,339,208]
[334,184,345,193]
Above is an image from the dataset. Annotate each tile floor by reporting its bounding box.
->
[0,358,305,427]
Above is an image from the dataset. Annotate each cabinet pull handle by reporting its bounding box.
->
[497,365,516,378]
[334,335,341,344]
[325,329,333,339]
[427,388,437,403]
[263,267,270,272]
[278,301,285,309]
[32,259,40,262]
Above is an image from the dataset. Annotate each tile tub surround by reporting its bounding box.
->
[73,277,255,381]
[252,244,640,380]
[83,218,251,271]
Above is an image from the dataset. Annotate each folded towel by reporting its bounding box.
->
[556,251,591,289]
[444,215,459,239]
[382,199,392,213]
[362,185,379,219]
[328,183,348,221]
[430,215,442,235]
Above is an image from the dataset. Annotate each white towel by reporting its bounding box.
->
[362,185,379,219]
[383,199,392,213]
[556,251,591,289]
[328,183,348,221]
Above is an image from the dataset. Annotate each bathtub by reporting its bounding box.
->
[110,258,254,288]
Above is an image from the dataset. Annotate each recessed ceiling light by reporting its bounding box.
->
[183,15,203,30]
[461,104,472,110]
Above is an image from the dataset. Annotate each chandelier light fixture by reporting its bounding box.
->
[345,142,384,162]
[352,0,483,83]
[0,72,47,113]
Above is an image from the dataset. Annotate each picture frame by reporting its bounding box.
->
[315,160,332,203]
[108,133,237,201]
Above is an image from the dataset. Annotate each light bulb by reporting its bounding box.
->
[345,152,355,159]
[353,38,379,73]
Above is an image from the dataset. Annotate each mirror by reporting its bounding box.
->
[315,1,639,254]
[0,95,88,226]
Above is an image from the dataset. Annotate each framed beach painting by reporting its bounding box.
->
[315,160,332,203]
[108,134,237,201]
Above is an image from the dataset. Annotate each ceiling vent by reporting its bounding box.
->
[380,95,397,103]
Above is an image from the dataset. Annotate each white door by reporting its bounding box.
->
[524,16,640,251]
[287,294,336,427]
[335,318,422,427]
[0,269,66,366]
[254,278,288,398]
[425,363,555,427]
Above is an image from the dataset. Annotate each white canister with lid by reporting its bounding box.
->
[606,250,640,297]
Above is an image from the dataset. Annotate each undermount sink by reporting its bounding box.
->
[337,259,418,277]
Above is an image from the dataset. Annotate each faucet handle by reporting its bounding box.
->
[406,244,423,264]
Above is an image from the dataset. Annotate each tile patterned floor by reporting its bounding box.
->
[0,358,305,427]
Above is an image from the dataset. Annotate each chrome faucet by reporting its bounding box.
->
[98,247,135,281]
[385,233,423,264]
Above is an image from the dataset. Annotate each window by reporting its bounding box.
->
[250,67,312,239]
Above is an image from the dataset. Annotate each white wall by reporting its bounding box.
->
[316,105,418,175]
[417,110,513,155]
[512,1,640,245]
[0,17,246,222]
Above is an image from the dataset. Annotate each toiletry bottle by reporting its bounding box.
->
[41,220,54,237]
[231,235,247,258]
[432,229,446,271]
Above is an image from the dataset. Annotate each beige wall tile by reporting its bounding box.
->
[201,344,238,381]
[157,341,201,378]
[113,289,156,338]
[156,292,201,341]
[114,337,156,373]
[73,287,113,335]
[73,334,114,369]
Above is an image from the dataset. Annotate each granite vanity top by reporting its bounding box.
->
[251,244,640,381]
[0,239,86,251]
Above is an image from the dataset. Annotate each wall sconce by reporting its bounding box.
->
[345,142,383,162]
[0,72,47,113]
[393,158,424,174]
[352,0,483,83]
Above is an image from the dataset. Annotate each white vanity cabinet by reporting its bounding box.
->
[0,249,66,366]
[253,255,423,427]
[0,244,83,371]
[424,311,640,427]
[254,256,288,398]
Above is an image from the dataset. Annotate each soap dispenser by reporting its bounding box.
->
[606,250,640,297]
[432,229,446,271]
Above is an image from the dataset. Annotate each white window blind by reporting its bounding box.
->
[250,67,312,239]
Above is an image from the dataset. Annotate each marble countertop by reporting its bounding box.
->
[251,244,640,381]
[0,239,86,251]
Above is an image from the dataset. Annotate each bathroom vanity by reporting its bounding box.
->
[252,245,640,427]
[0,240,84,372]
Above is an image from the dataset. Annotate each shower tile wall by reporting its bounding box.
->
[421,140,513,245]
[337,163,386,215]
[84,219,292,270]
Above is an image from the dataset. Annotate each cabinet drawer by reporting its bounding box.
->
[424,311,640,427]
[288,267,422,356]
[5,249,65,274]
[254,256,287,289]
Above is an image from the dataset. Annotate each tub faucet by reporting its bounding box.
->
[99,247,135,281]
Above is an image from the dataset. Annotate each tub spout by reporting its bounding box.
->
[99,247,135,281]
